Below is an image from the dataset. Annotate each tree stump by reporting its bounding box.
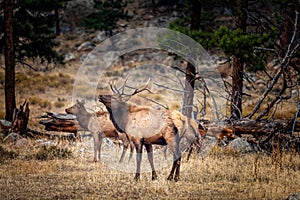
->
[11,101,30,134]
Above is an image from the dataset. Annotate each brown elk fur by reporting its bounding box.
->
[65,99,133,163]
[98,94,200,181]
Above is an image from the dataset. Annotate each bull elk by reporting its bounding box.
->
[65,100,134,163]
[98,78,200,181]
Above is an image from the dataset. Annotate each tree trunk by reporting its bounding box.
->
[182,0,201,118]
[280,0,295,56]
[55,6,60,35]
[230,0,248,120]
[4,0,16,122]
[182,63,196,117]
[231,57,244,119]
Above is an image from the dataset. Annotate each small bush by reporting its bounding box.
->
[29,97,52,109]
[0,145,18,163]
[35,145,73,160]
[54,101,65,108]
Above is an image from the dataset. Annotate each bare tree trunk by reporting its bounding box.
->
[182,0,201,118]
[55,6,60,35]
[182,63,196,117]
[231,57,244,119]
[230,0,248,120]
[280,0,296,56]
[4,0,16,122]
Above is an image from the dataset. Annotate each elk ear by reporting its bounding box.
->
[80,99,85,105]
[76,99,80,104]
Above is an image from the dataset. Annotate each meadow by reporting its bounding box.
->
[0,138,299,200]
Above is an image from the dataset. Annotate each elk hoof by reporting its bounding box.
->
[167,174,173,181]
[134,174,140,181]
[174,176,179,182]
[152,173,158,181]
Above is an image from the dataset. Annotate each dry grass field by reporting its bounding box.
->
[0,46,299,200]
[0,138,300,200]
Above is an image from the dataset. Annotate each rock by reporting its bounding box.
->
[35,139,58,147]
[3,133,22,143]
[64,52,76,62]
[15,138,28,147]
[93,31,108,43]
[172,11,179,17]
[127,10,135,18]
[138,54,148,62]
[77,41,96,51]
[288,193,300,200]
[227,137,253,153]
[0,119,11,134]
[103,51,121,64]
[162,56,174,66]
[198,136,218,158]
[143,14,154,20]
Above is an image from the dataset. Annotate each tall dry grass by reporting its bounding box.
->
[0,139,299,200]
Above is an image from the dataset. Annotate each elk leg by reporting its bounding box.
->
[174,157,181,182]
[167,132,181,181]
[98,135,103,162]
[128,141,134,161]
[167,160,176,180]
[145,144,158,180]
[186,145,193,161]
[134,142,143,181]
[93,133,100,162]
[119,143,128,163]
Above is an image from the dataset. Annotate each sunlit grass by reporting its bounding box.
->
[0,139,299,199]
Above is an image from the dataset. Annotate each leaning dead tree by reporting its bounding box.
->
[246,9,300,120]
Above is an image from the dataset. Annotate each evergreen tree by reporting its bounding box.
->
[84,0,130,36]
[169,0,275,120]
[0,0,65,121]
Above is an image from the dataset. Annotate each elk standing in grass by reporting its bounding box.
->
[98,79,200,181]
[65,100,133,163]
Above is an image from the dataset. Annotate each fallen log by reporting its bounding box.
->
[38,112,85,138]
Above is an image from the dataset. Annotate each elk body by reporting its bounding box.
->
[98,81,200,181]
[65,100,133,163]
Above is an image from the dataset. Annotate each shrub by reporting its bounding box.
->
[35,145,73,161]
[0,145,18,163]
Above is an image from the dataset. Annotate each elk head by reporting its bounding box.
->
[98,77,152,109]
[98,77,151,133]
[65,99,86,115]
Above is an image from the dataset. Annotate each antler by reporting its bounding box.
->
[109,76,152,98]
[109,75,130,95]
[127,78,152,96]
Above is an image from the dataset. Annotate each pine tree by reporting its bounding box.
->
[84,0,130,36]
[0,0,65,121]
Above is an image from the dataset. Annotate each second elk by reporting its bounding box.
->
[65,100,134,163]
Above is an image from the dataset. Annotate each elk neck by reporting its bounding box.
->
[103,100,130,134]
[74,107,92,129]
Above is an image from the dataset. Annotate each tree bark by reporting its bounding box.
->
[280,0,296,56]
[55,6,60,35]
[4,0,16,122]
[182,0,201,118]
[231,57,244,119]
[230,0,248,120]
[182,63,196,117]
